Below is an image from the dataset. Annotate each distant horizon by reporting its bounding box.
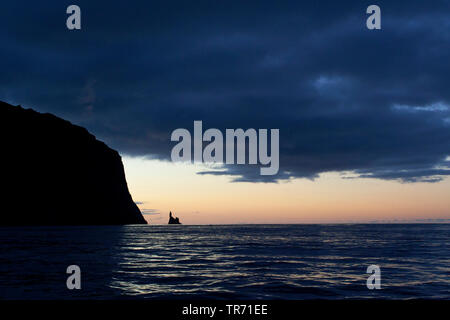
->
[142,221,450,226]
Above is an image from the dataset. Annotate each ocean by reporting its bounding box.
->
[0,224,449,299]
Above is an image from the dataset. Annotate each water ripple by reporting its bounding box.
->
[0,224,449,299]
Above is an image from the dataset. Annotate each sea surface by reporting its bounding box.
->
[0,224,449,299]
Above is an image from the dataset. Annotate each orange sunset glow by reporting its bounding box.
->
[123,157,450,224]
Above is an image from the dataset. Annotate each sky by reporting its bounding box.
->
[1,1,450,224]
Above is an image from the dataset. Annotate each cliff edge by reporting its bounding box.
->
[0,101,147,225]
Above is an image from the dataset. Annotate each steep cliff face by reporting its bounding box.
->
[0,101,147,225]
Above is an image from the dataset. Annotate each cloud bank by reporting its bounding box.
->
[1,0,449,182]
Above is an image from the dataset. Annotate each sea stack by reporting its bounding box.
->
[168,211,181,224]
[0,101,147,225]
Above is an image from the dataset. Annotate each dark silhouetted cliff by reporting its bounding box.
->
[0,101,147,225]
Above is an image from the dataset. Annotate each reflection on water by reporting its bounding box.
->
[0,224,449,299]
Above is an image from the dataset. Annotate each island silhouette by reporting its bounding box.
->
[0,101,147,225]
[168,211,181,224]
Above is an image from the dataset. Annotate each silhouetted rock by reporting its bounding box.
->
[168,211,181,224]
[0,101,147,225]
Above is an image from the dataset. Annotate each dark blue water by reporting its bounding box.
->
[0,224,449,299]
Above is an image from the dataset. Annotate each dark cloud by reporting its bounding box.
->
[368,218,450,223]
[141,209,161,215]
[413,218,450,223]
[1,0,450,183]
